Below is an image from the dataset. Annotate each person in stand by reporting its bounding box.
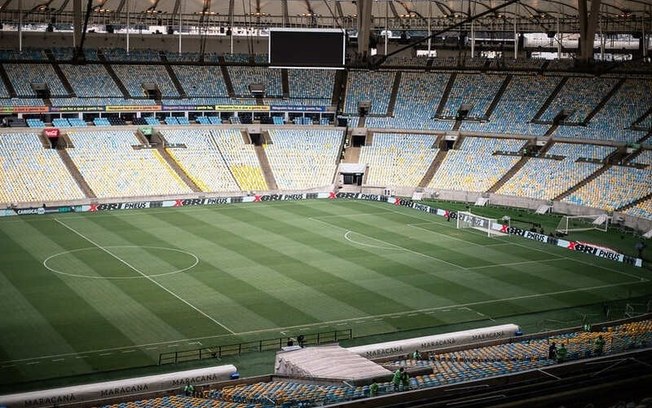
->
[594,335,606,356]
[401,369,410,390]
[369,379,380,397]
[556,343,568,363]
[548,341,557,360]
[412,350,422,360]
[183,382,195,397]
[392,367,404,391]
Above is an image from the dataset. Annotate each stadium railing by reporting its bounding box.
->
[158,329,353,365]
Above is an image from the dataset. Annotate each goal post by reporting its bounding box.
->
[456,211,505,237]
[556,214,610,234]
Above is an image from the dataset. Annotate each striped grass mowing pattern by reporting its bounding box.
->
[0,199,649,385]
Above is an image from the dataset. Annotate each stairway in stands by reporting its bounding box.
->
[0,64,17,97]
[543,122,561,138]
[56,143,97,199]
[616,192,652,213]
[386,71,402,116]
[218,56,236,97]
[532,76,569,122]
[97,50,131,99]
[434,73,457,118]
[638,130,652,145]
[160,53,187,99]
[418,148,448,188]
[581,78,625,125]
[44,49,76,97]
[332,70,348,109]
[553,164,612,201]
[342,146,361,163]
[255,131,278,190]
[484,74,512,119]
[631,107,652,131]
[487,155,531,193]
[154,141,202,193]
[281,69,290,98]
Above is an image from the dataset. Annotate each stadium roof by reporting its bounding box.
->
[2,0,650,21]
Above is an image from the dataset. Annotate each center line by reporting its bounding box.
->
[54,218,235,334]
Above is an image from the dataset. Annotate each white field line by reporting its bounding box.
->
[1,272,644,366]
[343,231,402,251]
[54,218,236,335]
[1,203,646,366]
[310,211,397,219]
[311,216,473,271]
[407,222,495,249]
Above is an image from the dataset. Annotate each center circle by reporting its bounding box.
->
[43,246,199,280]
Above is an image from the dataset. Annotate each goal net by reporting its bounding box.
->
[556,214,610,234]
[456,211,506,237]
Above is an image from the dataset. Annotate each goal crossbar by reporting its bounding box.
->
[556,214,610,234]
[456,211,506,237]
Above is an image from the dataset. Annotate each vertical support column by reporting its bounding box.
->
[470,0,477,59]
[643,13,648,58]
[470,17,475,58]
[356,0,373,61]
[18,0,23,52]
[229,0,235,53]
[126,0,130,54]
[427,0,432,55]
[512,3,518,60]
[178,0,183,54]
[577,0,602,62]
[384,0,389,55]
[599,9,604,61]
[557,18,562,59]
[73,0,82,49]
[514,19,518,59]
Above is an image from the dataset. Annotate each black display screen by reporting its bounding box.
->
[269,29,345,68]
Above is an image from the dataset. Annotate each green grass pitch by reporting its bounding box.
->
[0,199,650,389]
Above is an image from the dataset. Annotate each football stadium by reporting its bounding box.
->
[0,0,651,407]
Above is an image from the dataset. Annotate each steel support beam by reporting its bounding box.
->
[578,0,602,61]
[73,0,81,50]
[356,0,373,61]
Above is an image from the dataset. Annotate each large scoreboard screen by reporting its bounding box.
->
[269,28,346,69]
